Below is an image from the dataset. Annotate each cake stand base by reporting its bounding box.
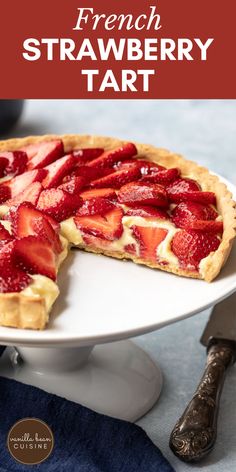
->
[0,340,162,422]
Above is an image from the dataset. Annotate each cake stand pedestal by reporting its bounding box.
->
[0,341,162,422]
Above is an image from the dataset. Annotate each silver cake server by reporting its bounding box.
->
[169,292,236,462]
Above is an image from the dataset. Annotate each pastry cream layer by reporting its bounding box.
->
[0,205,10,217]
[61,216,180,266]
[22,275,59,312]
[60,214,218,275]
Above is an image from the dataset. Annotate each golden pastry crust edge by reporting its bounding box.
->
[0,293,48,330]
[0,134,235,329]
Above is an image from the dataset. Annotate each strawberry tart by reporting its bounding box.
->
[0,134,235,330]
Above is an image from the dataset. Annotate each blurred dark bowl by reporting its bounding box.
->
[0,100,24,136]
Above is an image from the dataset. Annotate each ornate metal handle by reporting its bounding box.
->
[169,339,236,463]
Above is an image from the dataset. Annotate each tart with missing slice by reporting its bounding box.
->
[0,134,235,330]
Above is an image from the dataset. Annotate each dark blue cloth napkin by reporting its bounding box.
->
[0,352,174,472]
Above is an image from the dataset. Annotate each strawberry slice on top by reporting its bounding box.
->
[0,256,31,293]
[179,191,216,205]
[171,230,221,268]
[74,206,124,241]
[58,176,86,194]
[172,201,218,228]
[125,205,169,219]
[167,178,216,205]
[118,182,168,207]
[73,148,104,163]
[80,188,117,201]
[142,168,180,186]
[14,236,57,280]
[0,222,13,249]
[116,159,164,175]
[22,140,64,170]
[10,202,62,253]
[5,182,43,207]
[90,166,141,189]
[76,198,115,217]
[0,151,27,176]
[186,220,223,233]
[0,157,8,177]
[132,226,168,263]
[167,177,200,199]
[37,188,82,222]
[87,143,137,169]
[42,154,76,189]
[2,169,47,198]
[172,200,223,232]
[75,165,115,183]
[0,185,11,204]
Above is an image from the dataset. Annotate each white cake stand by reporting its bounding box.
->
[0,175,236,422]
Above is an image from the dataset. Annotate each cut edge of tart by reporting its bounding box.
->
[0,134,235,330]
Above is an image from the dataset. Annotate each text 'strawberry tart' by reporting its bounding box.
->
[0,134,235,330]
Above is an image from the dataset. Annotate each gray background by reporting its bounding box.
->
[6,99,236,471]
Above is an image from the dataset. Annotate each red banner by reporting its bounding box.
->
[1,0,235,98]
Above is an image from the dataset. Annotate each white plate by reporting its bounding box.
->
[0,174,235,348]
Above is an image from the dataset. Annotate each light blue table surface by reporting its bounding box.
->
[4,99,236,471]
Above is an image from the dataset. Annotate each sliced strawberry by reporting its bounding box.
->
[10,203,62,253]
[175,191,217,206]
[80,188,117,201]
[0,261,31,293]
[73,148,104,162]
[136,159,165,175]
[171,230,221,268]
[0,222,13,249]
[37,188,82,222]
[0,151,27,176]
[0,157,8,177]
[82,234,110,250]
[118,182,168,207]
[76,165,115,182]
[6,200,60,232]
[5,182,43,207]
[114,159,136,169]
[42,214,60,232]
[142,168,180,186]
[0,185,11,203]
[124,243,137,256]
[25,140,64,170]
[187,220,223,233]
[31,218,62,253]
[125,205,169,219]
[0,222,12,240]
[42,154,76,189]
[132,226,168,263]
[58,176,86,194]
[73,166,98,183]
[0,240,16,265]
[167,178,201,202]
[205,206,219,220]
[90,167,141,189]
[14,236,57,280]
[116,159,164,175]
[76,198,115,217]
[172,201,218,229]
[87,143,137,169]
[4,169,47,198]
[74,206,124,241]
